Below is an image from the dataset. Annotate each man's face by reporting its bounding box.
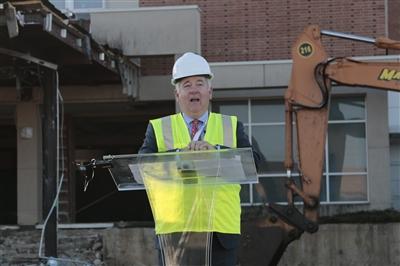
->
[175,76,212,118]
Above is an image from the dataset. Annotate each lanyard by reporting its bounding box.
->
[192,120,207,141]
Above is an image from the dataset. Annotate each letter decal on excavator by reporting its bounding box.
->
[298,42,313,57]
[378,68,400,81]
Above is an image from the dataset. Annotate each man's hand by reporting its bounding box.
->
[184,141,216,151]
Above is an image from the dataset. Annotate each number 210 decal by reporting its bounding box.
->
[298,42,313,57]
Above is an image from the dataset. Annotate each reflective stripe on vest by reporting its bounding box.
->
[222,114,234,147]
[161,116,173,151]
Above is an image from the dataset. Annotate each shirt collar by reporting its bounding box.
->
[182,112,208,125]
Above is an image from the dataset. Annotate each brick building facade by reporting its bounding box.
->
[139,0,387,77]
[140,0,386,61]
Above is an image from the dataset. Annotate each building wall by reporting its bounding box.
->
[391,140,400,210]
[2,224,400,265]
[90,6,201,56]
[105,0,139,9]
[138,0,388,87]
[140,0,386,62]
[388,0,400,211]
[388,92,400,206]
[49,0,139,11]
[387,0,400,135]
[280,223,400,266]
[388,0,400,41]
[388,91,400,133]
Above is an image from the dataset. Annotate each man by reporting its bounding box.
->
[139,52,259,266]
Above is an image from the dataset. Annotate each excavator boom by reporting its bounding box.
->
[285,25,400,223]
[240,25,400,265]
[325,59,400,91]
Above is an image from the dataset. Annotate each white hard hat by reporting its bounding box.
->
[171,52,213,85]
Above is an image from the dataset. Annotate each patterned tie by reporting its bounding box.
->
[190,119,200,139]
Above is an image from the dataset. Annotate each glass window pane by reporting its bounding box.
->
[251,124,300,174]
[320,176,327,202]
[213,101,248,123]
[329,97,365,121]
[50,0,66,9]
[240,184,250,203]
[252,125,285,173]
[251,100,285,123]
[329,175,367,201]
[243,125,249,139]
[287,126,300,173]
[328,123,366,172]
[253,177,286,203]
[253,176,302,203]
[74,0,103,9]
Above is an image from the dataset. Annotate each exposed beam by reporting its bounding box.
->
[0,47,58,70]
[40,66,58,258]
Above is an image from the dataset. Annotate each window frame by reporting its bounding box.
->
[213,96,369,206]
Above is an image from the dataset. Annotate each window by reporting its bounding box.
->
[50,0,104,11]
[213,96,367,205]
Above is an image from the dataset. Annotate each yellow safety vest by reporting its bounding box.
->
[147,112,241,234]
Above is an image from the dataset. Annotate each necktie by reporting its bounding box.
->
[190,119,200,139]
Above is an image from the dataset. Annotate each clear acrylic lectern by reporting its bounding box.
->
[103,147,258,266]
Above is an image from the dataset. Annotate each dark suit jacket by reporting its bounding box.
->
[138,115,260,249]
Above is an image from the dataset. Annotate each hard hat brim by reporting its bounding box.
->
[171,74,213,85]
